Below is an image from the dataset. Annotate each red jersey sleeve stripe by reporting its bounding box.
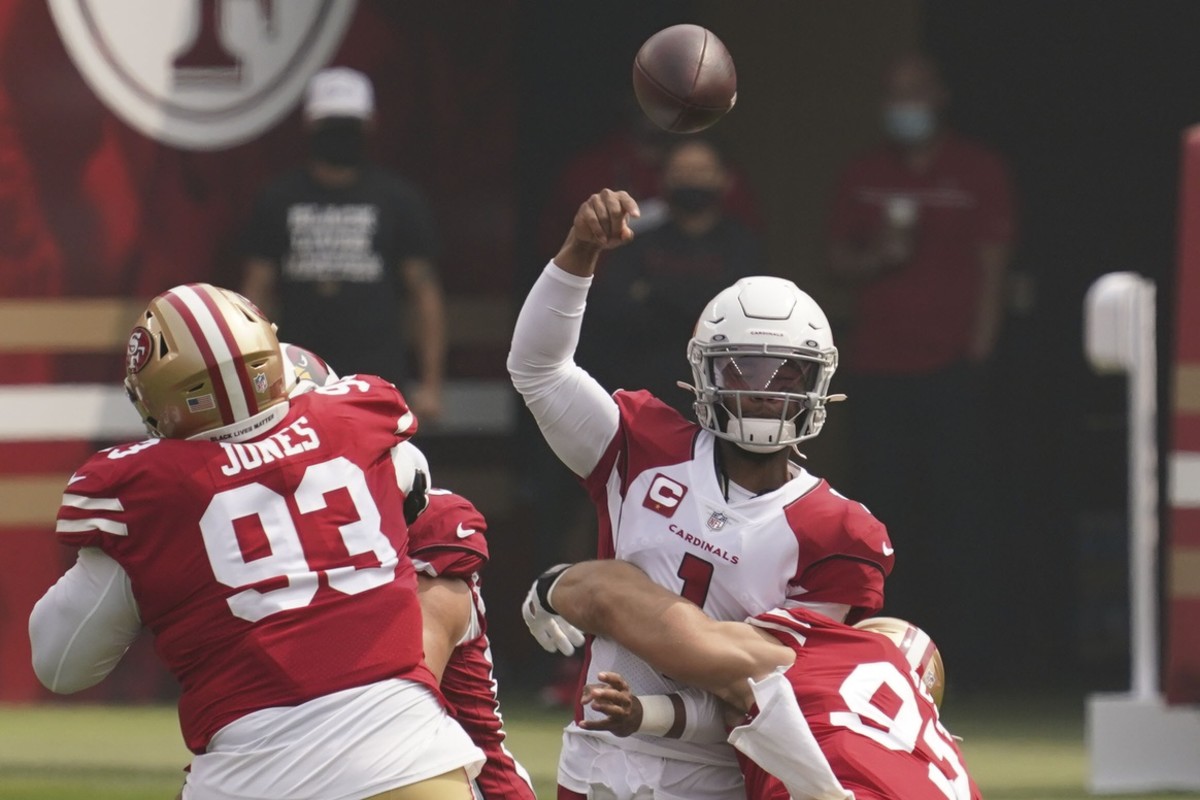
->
[56,517,128,536]
[60,494,123,512]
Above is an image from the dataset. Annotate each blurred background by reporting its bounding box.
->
[2,0,1200,796]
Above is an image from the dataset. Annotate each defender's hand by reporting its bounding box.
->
[522,567,586,656]
[579,672,642,737]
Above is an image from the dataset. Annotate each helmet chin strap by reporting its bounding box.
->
[726,418,794,454]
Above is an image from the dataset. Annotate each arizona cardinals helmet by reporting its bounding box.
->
[281,342,339,396]
[686,277,841,453]
[854,616,946,707]
[124,284,287,440]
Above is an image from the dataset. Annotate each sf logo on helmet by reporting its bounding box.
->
[127,327,152,374]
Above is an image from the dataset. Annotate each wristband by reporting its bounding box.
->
[535,563,572,615]
[636,694,676,737]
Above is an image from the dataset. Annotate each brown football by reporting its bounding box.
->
[632,24,737,134]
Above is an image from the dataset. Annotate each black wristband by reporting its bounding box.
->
[535,564,572,615]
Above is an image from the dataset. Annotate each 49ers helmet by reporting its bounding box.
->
[854,616,946,707]
[124,284,287,440]
[686,277,841,453]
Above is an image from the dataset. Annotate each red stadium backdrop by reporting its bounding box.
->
[0,0,516,701]
[1168,126,1200,705]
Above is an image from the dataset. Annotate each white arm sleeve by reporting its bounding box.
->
[727,670,854,800]
[29,547,141,694]
[507,261,620,478]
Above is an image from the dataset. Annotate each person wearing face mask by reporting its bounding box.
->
[241,67,447,422]
[826,52,1017,687]
[579,137,765,417]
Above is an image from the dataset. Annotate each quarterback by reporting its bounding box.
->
[29,285,482,799]
[546,559,982,800]
[508,189,893,799]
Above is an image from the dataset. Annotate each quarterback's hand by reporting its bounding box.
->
[579,672,641,737]
[522,566,586,656]
[572,189,640,251]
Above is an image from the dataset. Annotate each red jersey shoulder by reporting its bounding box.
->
[783,483,893,620]
[407,490,489,579]
[294,374,417,439]
[55,438,185,549]
[613,389,699,481]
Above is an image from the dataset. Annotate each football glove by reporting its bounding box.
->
[523,564,586,656]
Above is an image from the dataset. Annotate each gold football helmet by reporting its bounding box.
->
[854,616,946,707]
[124,284,287,440]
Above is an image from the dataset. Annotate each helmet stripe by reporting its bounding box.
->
[192,285,261,416]
[161,289,236,425]
[171,285,253,422]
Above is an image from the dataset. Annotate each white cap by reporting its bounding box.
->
[304,67,374,121]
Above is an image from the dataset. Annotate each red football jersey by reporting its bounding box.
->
[55,376,438,753]
[406,490,535,800]
[738,608,982,800]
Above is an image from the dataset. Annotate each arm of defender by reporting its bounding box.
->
[29,548,141,693]
[417,575,474,683]
[550,560,792,710]
[506,190,639,478]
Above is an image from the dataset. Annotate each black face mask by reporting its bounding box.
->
[667,186,721,215]
[309,119,366,168]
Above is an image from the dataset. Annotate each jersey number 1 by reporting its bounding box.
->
[677,553,715,607]
[199,456,398,622]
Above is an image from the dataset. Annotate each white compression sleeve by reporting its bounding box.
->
[507,261,619,478]
[29,547,141,694]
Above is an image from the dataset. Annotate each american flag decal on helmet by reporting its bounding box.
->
[187,394,216,413]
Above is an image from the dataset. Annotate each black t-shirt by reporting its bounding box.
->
[244,165,436,384]
[579,216,765,416]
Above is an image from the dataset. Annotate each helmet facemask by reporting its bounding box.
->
[687,341,839,453]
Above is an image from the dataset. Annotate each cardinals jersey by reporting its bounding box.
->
[571,390,893,766]
[55,375,437,754]
[407,490,536,800]
[734,608,982,800]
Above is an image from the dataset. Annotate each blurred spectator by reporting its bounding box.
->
[241,67,446,420]
[536,104,762,256]
[581,137,766,416]
[827,52,1016,684]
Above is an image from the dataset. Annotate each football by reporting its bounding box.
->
[632,24,737,134]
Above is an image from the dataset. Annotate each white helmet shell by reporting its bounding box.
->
[687,277,839,452]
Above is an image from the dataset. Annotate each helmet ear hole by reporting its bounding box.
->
[157,334,170,359]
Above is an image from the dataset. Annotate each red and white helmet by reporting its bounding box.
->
[124,284,288,441]
[686,276,840,453]
[854,616,946,707]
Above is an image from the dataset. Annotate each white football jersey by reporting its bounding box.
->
[567,390,893,767]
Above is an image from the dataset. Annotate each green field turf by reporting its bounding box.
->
[0,696,1197,799]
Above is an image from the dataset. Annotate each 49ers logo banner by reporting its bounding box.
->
[48,0,357,150]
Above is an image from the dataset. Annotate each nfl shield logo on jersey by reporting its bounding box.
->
[706,511,729,531]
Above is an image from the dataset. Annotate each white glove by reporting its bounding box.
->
[523,564,586,656]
